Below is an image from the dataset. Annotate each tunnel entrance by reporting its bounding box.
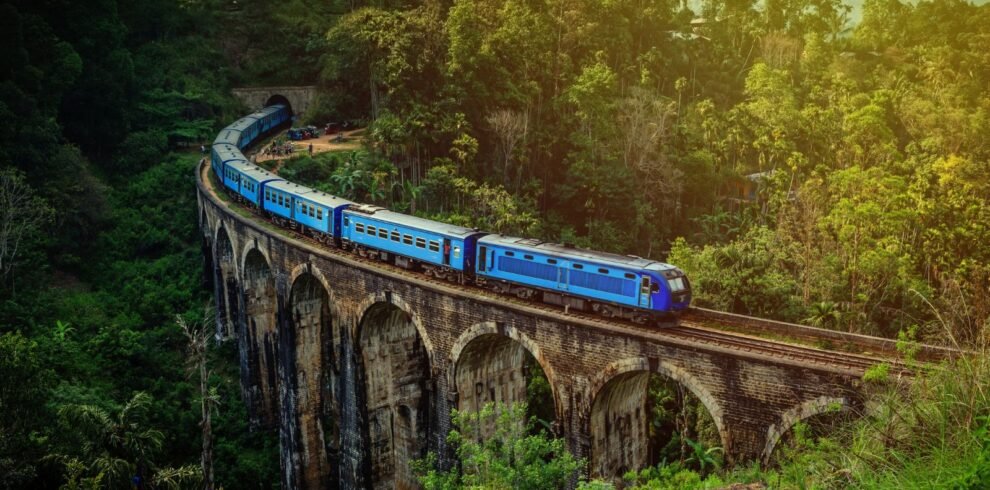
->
[243,249,279,428]
[284,272,338,489]
[590,370,722,485]
[265,94,293,115]
[453,333,557,438]
[357,302,431,489]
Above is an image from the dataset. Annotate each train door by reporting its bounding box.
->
[557,265,568,290]
[443,239,452,266]
[478,246,487,272]
[639,276,651,308]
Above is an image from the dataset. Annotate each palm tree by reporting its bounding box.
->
[804,301,842,329]
[57,392,199,489]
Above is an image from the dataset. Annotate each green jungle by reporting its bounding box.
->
[1,0,988,488]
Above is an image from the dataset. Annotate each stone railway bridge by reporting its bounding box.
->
[198,161,866,489]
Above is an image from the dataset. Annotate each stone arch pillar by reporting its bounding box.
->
[587,357,728,481]
[241,246,279,428]
[278,271,337,490]
[214,225,238,340]
[449,322,558,440]
[356,297,432,489]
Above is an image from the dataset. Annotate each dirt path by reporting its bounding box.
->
[252,128,366,171]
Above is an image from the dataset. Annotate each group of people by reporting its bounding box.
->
[263,138,296,157]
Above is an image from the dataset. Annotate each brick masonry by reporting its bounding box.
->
[231,86,318,119]
[198,165,864,488]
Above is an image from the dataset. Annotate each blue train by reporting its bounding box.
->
[211,104,691,323]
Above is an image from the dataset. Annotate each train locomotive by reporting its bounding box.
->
[210,104,692,324]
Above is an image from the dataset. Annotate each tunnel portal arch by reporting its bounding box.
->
[265,94,293,114]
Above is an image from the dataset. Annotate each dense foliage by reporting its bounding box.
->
[0,1,278,488]
[2,0,990,487]
[311,0,990,342]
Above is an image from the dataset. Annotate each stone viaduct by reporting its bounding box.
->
[198,162,865,489]
[231,86,319,120]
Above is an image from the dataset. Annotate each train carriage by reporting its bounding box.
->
[237,166,283,206]
[263,181,307,222]
[221,160,252,193]
[475,235,691,320]
[342,205,486,277]
[226,116,261,148]
[214,127,241,147]
[210,143,245,176]
[245,105,288,134]
[292,191,353,243]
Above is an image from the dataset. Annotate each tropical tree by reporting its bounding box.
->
[414,403,582,490]
[55,392,200,489]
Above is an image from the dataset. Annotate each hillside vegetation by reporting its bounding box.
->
[1,0,988,488]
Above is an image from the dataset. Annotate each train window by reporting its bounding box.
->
[547,259,558,264]
[651,283,660,293]
[626,273,636,279]
[391,231,400,241]
[317,209,323,220]
[429,241,440,252]
[378,228,388,238]
[265,190,271,201]
[598,268,609,274]
[415,238,426,248]
[356,223,365,233]
[573,264,584,269]
[367,225,377,235]
[505,251,515,257]
[524,254,534,260]
[403,235,413,245]
[278,194,283,206]
[308,206,315,217]
[343,216,349,226]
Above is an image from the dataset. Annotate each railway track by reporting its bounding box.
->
[200,161,922,376]
[668,323,911,374]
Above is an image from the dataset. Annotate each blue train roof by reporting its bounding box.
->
[266,180,315,196]
[347,205,481,238]
[252,105,285,117]
[213,144,245,163]
[296,190,354,210]
[227,117,258,132]
[214,129,241,145]
[247,106,278,120]
[240,166,283,183]
[477,235,677,271]
[225,161,255,174]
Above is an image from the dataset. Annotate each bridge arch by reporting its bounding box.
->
[281,271,338,488]
[286,261,337,311]
[355,294,433,489]
[213,224,238,339]
[762,395,848,463]
[450,322,559,428]
[588,357,728,480]
[242,247,279,427]
[200,208,210,239]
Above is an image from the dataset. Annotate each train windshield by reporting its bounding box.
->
[667,276,687,292]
